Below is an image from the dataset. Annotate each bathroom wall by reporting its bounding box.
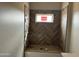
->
[61,2,69,51]
[24,2,30,47]
[70,2,79,54]
[30,2,61,10]
[0,3,24,57]
[61,2,79,57]
[27,2,62,48]
[27,10,61,47]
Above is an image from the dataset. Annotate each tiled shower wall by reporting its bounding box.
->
[27,9,63,49]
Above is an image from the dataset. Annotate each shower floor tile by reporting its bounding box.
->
[25,45,62,53]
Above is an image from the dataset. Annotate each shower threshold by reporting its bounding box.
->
[25,45,62,53]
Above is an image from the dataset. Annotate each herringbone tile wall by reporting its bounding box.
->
[27,10,62,49]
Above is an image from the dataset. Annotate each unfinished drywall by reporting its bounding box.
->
[0,3,24,57]
[30,2,61,10]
